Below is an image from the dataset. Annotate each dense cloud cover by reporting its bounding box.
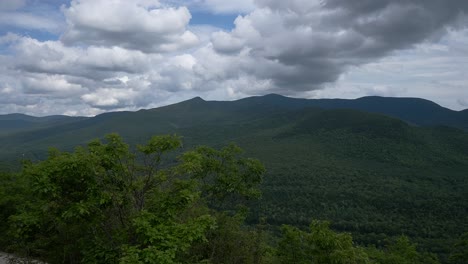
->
[213,0,468,91]
[0,0,467,115]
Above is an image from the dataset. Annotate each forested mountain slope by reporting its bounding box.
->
[0,113,88,136]
[0,95,467,261]
[0,94,466,162]
[237,94,468,129]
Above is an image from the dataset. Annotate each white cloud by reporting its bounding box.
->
[61,0,198,53]
[211,31,245,54]
[12,36,163,80]
[77,46,155,73]
[1,0,468,116]
[81,88,138,108]
[22,74,85,96]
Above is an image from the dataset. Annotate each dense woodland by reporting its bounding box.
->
[0,95,467,263]
[1,134,466,264]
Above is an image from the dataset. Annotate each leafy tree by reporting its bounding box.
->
[184,211,265,264]
[449,233,468,264]
[366,236,439,264]
[0,171,30,249]
[276,220,370,263]
[8,134,264,264]
[1,133,452,263]
[179,144,264,209]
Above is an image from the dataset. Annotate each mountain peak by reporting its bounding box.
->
[191,96,205,101]
[185,96,206,105]
[262,93,287,98]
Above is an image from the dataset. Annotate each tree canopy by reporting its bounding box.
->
[5,134,264,263]
[0,134,448,263]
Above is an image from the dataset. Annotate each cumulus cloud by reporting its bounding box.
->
[81,87,139,109]
[22,74,85,97]
[205,0,468,94]
[1,0,468,115]
[61,0,198,53]
[211,31,245,54]
[308,29,468,110]
[11,37,164,80]
[0,32,206,115]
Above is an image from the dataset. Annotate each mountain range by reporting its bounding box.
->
[0,94,467,158]
[1,94,467,137]
[1,94,467,260]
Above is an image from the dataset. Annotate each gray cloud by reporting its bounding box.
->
[209,0,468,93]
[10,37,158,80]
[458,98,468,107]
[1,0,468,115]
[325,0,468,52]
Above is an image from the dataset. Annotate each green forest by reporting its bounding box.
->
[1,96,467,263]
[2,0,468,261]
[1,134,466,264]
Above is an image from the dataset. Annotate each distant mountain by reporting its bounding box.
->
[238,94,468,130]
[0,113,88,136]
[1,95,465,137]
[0,95,467,260]
[0,94,467,161]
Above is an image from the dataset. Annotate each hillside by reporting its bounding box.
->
[1,94,466,139]
[0,113,88,136]
[0,94,466,162]
[236,94,468,129]
[0,95,467,261]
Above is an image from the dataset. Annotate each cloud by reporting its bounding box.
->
[81,87,138,109]
[308,28,468,110]
[203,0,468,95]
[61,0,198,53]
[458,98,468,107]
[22,74,85,97]
[211,31,245,54]
[0,33,21,45]
[1,0,468,115]
[11,36,163,80]
[0,33,201,114]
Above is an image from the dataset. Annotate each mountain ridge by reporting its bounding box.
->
[1,94,467,146]
[2,94,466,118]
[232,94,468,129]
[1,93,466,163]
[0,93,467,261]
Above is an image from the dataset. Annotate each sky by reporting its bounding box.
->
[0,0,468,116]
